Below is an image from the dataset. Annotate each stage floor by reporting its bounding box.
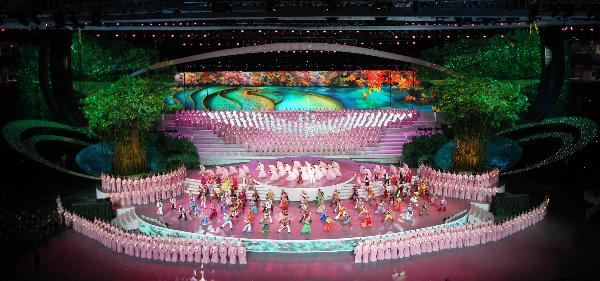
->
[136,193,470,240]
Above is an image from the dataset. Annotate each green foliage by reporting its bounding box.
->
[82,76,170,140]
[419,30,541,81]
[402,135,449,167]
[72,34,159,81]
[15,46,53,120]
[148,134,199,170]
[432,77,528,136]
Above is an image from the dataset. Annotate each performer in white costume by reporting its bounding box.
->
[256,163,267,178]
[269,165,280,181]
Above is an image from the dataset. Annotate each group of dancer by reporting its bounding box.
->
[175,109,419,133]
[255,160,342,184]
[355,196,549,263]
[417,165,500,203]
[101,166,187,193]
[173,109,418,156]
[62,210,247,265]
[417,165,500,189]
[104,167,187,207]
[162,160,453,236]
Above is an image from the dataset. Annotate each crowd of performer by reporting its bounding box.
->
[416,165,500,203]
[101,166,187,193]
[418,165,500,189]
[173,109,418,155]
[62,210,247,265]
[161,161,456,235]
[175,109,419,132]
[354,197,549,263]
[255,160,343,183]
[101,167,187,207]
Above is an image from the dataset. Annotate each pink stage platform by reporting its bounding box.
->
[136,194,470,240]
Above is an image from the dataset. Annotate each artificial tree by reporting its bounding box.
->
[431,77,528,171]
[82,76,171,175]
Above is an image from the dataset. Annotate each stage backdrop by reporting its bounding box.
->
[166,70,431,111]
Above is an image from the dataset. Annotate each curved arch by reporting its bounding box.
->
[131,42,450,76]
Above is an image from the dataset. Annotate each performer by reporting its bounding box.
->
[316,199,326,214]
[358,202,369,217]
[382,208,394,223]
[330,189,340,207]
[265,198,274,213]
[335,204,347,220]
[260,217,270,233]
[257,162,267,178]
[361,211,373,228]
[200,209,209,226]
[156,201,164,215]
[323,216,334,232]
[340,212,353,230]
[277,213,291,233]
[301,212,312,234]
[394,195,403,211]
[221,212,233,230]
[420,201,429,216]
[354,241,363,263]
[170,197,177,210]
[315,189,324,207]
[179,206,187,220]
[241,216,252,233]
[320,209,329,222]
[208,205,218,220]
[439,197,447,212]
[279,196,289,212]
[250,200,258,214]
[237,241,247,265]
[375,199,386,215]
[262,207,273,224]
[199,191,207,209]
[405,205,413,221]
[366,186,376,205]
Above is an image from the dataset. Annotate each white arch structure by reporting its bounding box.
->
[131,42,450,76]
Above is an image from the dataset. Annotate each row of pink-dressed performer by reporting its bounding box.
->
[417,165,500,189]
[102,167,187,207]
[428,181,498,203]
[63,211,247,265]
[173,109,419,156]
[354,197,548,263]
[100,166,187,193]
[174,109,419,131]
[107,181,186,207]
[221,126,383,155]
[255,159,342,183]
